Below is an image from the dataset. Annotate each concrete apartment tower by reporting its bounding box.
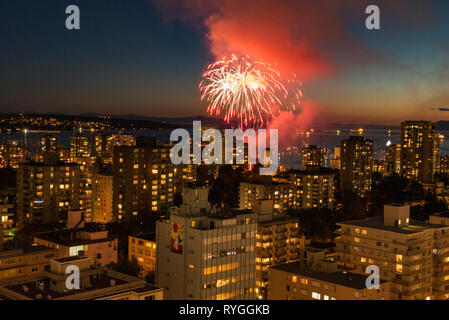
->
[337,204,449,300]
[156,185,257,300]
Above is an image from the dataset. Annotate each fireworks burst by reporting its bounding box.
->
[199,55,302,128]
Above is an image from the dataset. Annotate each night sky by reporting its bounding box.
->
[0,0,448,125]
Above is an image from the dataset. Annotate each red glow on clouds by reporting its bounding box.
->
[154,0,348,80]
[268,100,320,147]
[152,0,343,142]
[153,0,434,134]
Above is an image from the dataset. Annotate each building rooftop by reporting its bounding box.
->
[131,233,156,242]
[432,211,449,219]
[53,256,90,263]
[207,209,254,220]
[286,167,338,175]
[258,216,299,227]
[35,227,116,247]
[4,273,126,300]
[0,268,160,300]
[271,261,387,290]
[20,161,78,167]
[0,245,56,258]
[338,216,448,235]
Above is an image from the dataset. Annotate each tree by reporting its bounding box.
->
[108,257,141,277]
[208,165,240,210]
[287,208,336,242]
[173,191,183,207]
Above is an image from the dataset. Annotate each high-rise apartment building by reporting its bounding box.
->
[91,171,113,223]
[112,137,177,221]
[336,204,449,300]
[440,155,449,174]
[0,141,25,169]
[79,162,93,222]
[40,135,58,154]
[340,136,373,197]
[156,186,257,300]
[302,145,325,169]
[434,133,442,174]
[93,133,136,164]
[385,143,401,175]
[400,121,436,183]
[330,146,341,170]
[238,182,269,211]
[17,154,81,226]
[254,199,303,300]
[239,168,336,213]
[0,200,14,237]
[70,133,89,161]
[287,167,337,210]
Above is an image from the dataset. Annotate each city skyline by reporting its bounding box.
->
[2,0,449,305]
[0,0,448,125]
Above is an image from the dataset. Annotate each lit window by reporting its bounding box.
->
[312,292,321,300]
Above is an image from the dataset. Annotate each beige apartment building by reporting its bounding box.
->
[239,168,336,214]
[254,199,304,299]
[268,257,390,300]
[156,186,257,300]
[429,212,449,226]
[0,246,58,281]
[34,214,118,267]
[0,203,14,235]
[336,204,449,300]
[128,233,157,277]
[91,171,113,223]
